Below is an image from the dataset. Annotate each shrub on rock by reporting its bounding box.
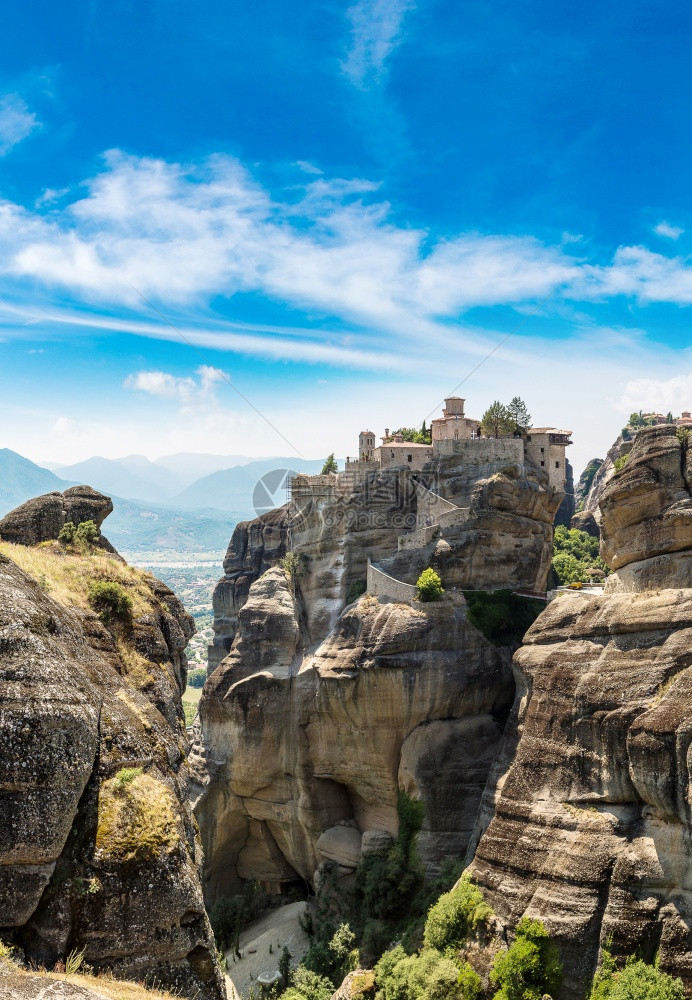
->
[416,568,443,602]
[88,580,133,625]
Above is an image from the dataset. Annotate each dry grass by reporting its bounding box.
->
[0,540,160,619]
[0,948,180,999]
[117,640,157,690]
[57,973,179,999]
[95,771,182,863]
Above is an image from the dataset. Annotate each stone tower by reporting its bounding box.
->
[442,397,465,418]
[359,430,376,461]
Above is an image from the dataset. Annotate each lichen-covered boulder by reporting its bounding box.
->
[0,546,223,1000]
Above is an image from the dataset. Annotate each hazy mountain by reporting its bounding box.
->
[51,455,183,503]
[171,457,327,510]
[104,498,237,553]
[0,450,237,553]
[153,452,255,487]
[0,449,70,516]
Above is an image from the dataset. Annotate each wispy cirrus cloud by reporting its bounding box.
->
[3,150,692,376]
[342,0,416,88]
[0,93,39,155]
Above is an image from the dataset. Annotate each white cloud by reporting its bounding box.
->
[124,365,229,408]
[654,221,684,240]
[0,93,39,155]
[342,0,415,88]
[295,160,323,175]
[615,372,692,416]
[35,187,70,208]
[4,150,692,378]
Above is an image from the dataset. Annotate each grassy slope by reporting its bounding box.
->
[0,540,163,617]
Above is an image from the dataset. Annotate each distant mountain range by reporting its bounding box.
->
[172,458,326,510]
[47,452,257,503]
[0,449,331,553]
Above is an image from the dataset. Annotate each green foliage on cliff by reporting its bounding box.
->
[375,945,481,1000]
[416,568,444,602]
[588,949,684,1000]
[481,401,514,438]
[88,580,133,625]
[489,917,562,1000]
[613,453,630,474]
[423,877,492,952]
[282,966,335,1000]
[303,792,430,978]
[462,590,544,647]
[552,526,607,585]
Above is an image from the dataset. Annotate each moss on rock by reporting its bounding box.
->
[95,771,181,863]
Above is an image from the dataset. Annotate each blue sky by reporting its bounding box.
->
[1,0,692,474]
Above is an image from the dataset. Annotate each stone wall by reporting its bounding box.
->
[437,506,471,530]
[366,559,418,601]
[398,523,440,551]
[433,437,524,464]
[415,483,457,527]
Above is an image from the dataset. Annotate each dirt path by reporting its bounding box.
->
[224,901,311,1000]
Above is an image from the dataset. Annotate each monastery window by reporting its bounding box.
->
[555,461,560,469]
[540,461,545,467]
[541,447,544,453]
[391,451,394,457]
[408,454,412,462]
[527,435,532,441]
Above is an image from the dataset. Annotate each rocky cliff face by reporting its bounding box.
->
[209,453,561,670]
[195,449,561,906]
[0,493,224,1000]
[466,425,692,996]
[194,568,514,903]
[572,431,634,534]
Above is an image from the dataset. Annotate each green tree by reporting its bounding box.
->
[279,945,293,987]
[588,950,684,1000]
[58,521,76,545]
[507,397,532,433]
[282,967,334,1000]
[481,401,513,438]
[321,454,338,475]
[75,519,99,549]
[552,526,608,585]
[666,412,674,424]
[416,568,444,602]
[490,917,562,1000]
[87,581,133,625]
[423,876,491,951]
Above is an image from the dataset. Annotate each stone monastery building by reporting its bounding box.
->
[294,397,573,496]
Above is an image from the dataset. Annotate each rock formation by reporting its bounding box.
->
[194,570,514,903]
[0,497,224,999]
[571,431,634,534]
[554,457,575,528]
[0,487,114,548]
[466,424,692,996]
[195,448,561,905]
